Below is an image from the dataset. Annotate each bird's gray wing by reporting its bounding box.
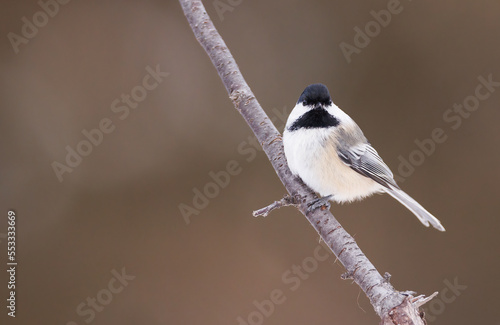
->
[337,142,399,190]
[334,132,445,231]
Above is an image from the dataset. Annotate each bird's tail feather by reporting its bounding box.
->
[385,188,445,232]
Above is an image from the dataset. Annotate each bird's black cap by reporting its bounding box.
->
[297,83,332,106]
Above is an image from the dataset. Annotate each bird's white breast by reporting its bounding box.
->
[283,127,384,203]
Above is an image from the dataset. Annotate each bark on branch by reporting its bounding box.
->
[178,1,436,323]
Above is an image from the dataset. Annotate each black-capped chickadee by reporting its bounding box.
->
[283,83,445,231]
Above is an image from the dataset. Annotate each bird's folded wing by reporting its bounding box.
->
[338,142,399,190]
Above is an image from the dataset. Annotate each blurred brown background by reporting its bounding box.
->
[1,0,499,324]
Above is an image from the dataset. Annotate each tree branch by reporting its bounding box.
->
[178,1,436,322]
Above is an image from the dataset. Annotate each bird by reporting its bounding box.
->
[283,83,445,231]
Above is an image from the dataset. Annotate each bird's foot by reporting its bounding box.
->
[307,195,333,213]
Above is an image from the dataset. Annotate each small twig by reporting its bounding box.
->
[341,268,355,280]
[412,292,439,308]
[253,194,299,217]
